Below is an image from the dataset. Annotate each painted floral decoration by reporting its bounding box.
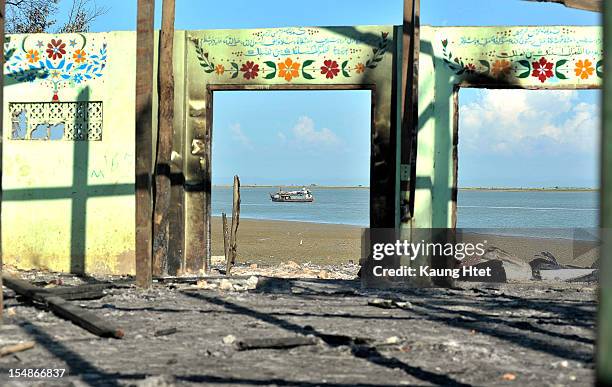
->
[440,38,602,83]
[464,63,476,74]
[321,59,340,79]
[5,35,108,101]
[72,49,87,63]
[192,31,391,82]
[532,57,554,83]
[241,61,259,79]
[26,49,39,63]
[575,59,594,80]
[278,58,300,82]
[46,39,67,60]
[491,60,511,78]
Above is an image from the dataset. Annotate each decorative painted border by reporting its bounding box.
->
[4,34,107,101]
[440,38,602,83]
[191,31,390,82]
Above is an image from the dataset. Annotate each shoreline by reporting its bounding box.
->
[211,217,598,267]
[212,185,597,192]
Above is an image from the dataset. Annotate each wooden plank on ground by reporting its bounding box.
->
[153,0,176,276]
[2,275,124,339]
[135,0,156,288]
[0,342,35,357]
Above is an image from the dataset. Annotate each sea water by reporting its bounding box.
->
[212,187,599,237]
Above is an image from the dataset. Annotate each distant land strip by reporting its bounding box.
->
[213,185,597,192]
[459,187,598,192]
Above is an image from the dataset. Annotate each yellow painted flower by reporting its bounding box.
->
[278,58,300,82]
[491,59,511,77]
[574,59,594,80]
[26,49,40,63]
[73,49,87,63]
[355,63,365,74]
[215,64,225,75]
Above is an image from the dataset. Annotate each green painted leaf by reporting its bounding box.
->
[555,71,567,80]
[518,70,530,78]
[555,59,568,68]
[479,60,490,71]
[264,61,276,69]
[518,60,530,69]
[302,71,315,80]
[302,59,315,68]
[342,63,350,77]
[264,71,276,79]
[596,59,604,78]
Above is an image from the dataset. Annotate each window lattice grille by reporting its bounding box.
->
[9,102,103,141]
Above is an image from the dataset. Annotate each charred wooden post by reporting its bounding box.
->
[222,213,231,274]
[0,0,5,322]
[597,2,612,384]
[229,176,241,270]
[135,0,155,288]
[400,0,420,223]
[153,0,176,276]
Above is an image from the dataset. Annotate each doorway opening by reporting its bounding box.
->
[209,89,373,273]
[456,88,601,269]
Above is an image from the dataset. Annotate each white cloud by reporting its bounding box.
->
[459,89,599,155]
[289,116,340,147]
[229,123,253,149]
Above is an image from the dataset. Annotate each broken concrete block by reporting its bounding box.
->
[482,247,532,281]
[219,279,234,291]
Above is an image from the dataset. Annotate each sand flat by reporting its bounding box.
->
[211,217,599,267]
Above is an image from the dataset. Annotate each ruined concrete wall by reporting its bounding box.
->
[3,32,136,274]
[2,26,400,275]
[413,26,602,229]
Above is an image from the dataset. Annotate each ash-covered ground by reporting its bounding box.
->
[0,263,597,386]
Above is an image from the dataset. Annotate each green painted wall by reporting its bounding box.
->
[2,25,601,275]
[3,32,136,274]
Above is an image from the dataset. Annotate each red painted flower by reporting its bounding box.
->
[465,63,476,74]
[240,61,259,80]
[46,39,66,60]
[532,57,554,83]
[320,60,340,79]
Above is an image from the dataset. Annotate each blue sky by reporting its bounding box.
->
[56,0,601,187]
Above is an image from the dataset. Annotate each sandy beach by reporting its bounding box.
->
[211,217,599,267]
[211,217,364,265]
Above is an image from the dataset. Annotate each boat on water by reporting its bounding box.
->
[270,187,314,203]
